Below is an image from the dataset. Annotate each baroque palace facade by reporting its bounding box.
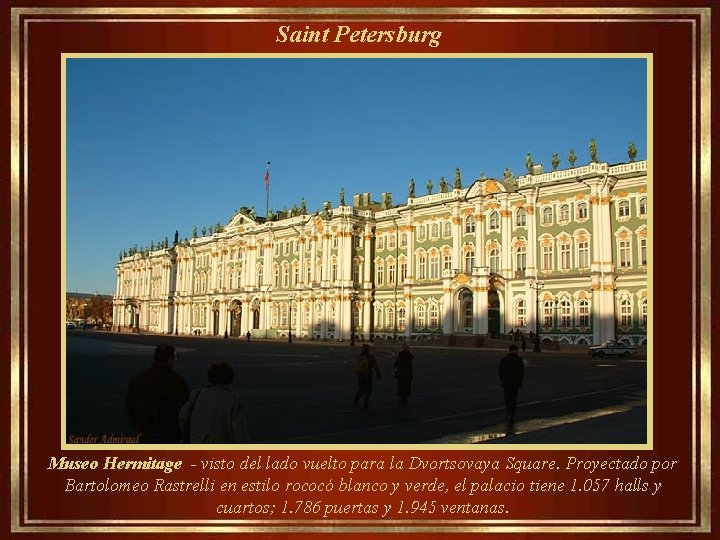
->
[113,159,648,346]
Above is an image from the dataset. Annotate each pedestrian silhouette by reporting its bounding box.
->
[521,335,527,352]
[498,343,525,428]
[354,344,381,409]
[246,331,251,342]
[394,342,414,406]
[178,362,250,444]
[125,344,189,443]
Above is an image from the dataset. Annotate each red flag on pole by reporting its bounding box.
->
[264,162,270,190]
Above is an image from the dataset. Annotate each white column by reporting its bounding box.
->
[472,267,489,335]
[362,298,371,341]
[474,205,485,268]
[500,198,512,276]
[442,277,453,334]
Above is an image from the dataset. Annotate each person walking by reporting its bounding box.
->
[125,344,189,443]
[178,362,250,444]
[521,334,527,352]
[394,342,414,406]
[498,343,525,425]
[353,344,382,409]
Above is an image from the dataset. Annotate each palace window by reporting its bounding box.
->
[293,266,299,286]
[542,207,553,224]
[516,207,527,227]
[416,304,426,328]
[640,298,648,326]
[559,300,571,327]
[388,234,396,250]
[578,241,589,268]
[489,248,500,274]
[306,262,312,283]
[618,239,632,267]
[417,225,426,241]
[400,233,407,248]
[464,215,476,234]
[386,307,395,330]
[464,251,474,274]
[516,299,526,327]
[274,267,280,288]
[417,254,427,279]
[542,245,553,271]
[429,304,439,328]
[443,221,452,237]
[559,243,571,270]
[352,261,361,283]
[640,238,647,266]
[559,204,570,222]
[354,234,362,249]
[489,211,500,230]
[282,265,289,288]
[576,202,588,220]
[377,237,385,250]
[399,261,407,283]
[429,253,440,279]
[543,301,554,327]
[430,223,439,239]
[388,261,396,284]
[618,200,631,218]
[639,196,647,216]
[443,253,452,271]
[620,298,632,326]
[257,265,264,286]
[398,307,406,331]
[375,306,383,329]
[578,299,590,326]
[376,263,385,285]
[515,245,527,272]
[332,236,339,249]
[331,261,338,281]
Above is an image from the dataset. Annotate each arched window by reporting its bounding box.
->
[464,250,474,274]
[515,299,526,327]
[489,211,500,230]
[489,248,500,273]
[639,196,647,215]
[542,207,553,224]
[443,221,452,237]
[515,245,527,272]
[386,307,395,330]
[416,304,426,329]
[376,261,385,285]
[618,200,631,217]
[428,304,440,328]
[559,204,570,222]
[576,202,588,220]
[516,207,527,227]
[397,307,406,330]
[578,299,590,326]
[559,299,571,326]
[620,298,632,326]
[430,223,439,239]
[543,301,555,327]
[417,253,427,279]
[375,305,383,330]
[429,252,440,279]
[639,298,648,326]
[387,260,396,284]
[400,233,407,248]
[388,234,396,250]
[464,215,476,234]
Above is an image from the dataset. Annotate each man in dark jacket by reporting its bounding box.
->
[126,344,189,443]
[498,343,524,425]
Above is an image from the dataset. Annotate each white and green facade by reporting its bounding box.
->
[113,159,648,346]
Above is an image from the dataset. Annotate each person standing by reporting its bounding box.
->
[125,344,189,443]
[394,342,414,406]
[354,344,381,409]
[498,343,525,425]
[178,362,250,444]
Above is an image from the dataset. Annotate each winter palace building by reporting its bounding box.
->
[113,159,649,346]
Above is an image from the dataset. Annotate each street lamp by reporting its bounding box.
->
[529,279,545,352]
[350,291,359,346]
[288,293,295,343]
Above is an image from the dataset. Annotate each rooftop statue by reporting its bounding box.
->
[408,178,415,198]
[525,153,534,174]
[453,167,462,190]
[426,179,433,195]
[589,138,598,162]
[568,149,577,168]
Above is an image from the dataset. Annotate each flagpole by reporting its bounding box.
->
[265,161,271,220]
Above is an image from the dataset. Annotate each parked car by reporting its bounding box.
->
[65,321,77,330]
[589,340,636,357]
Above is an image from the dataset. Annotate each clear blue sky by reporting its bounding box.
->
[66,57,647,295]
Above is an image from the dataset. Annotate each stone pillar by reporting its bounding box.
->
[442,275,453,334]
[500,198,512,276]
[472,266,489,335]
[362,297,372,341]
